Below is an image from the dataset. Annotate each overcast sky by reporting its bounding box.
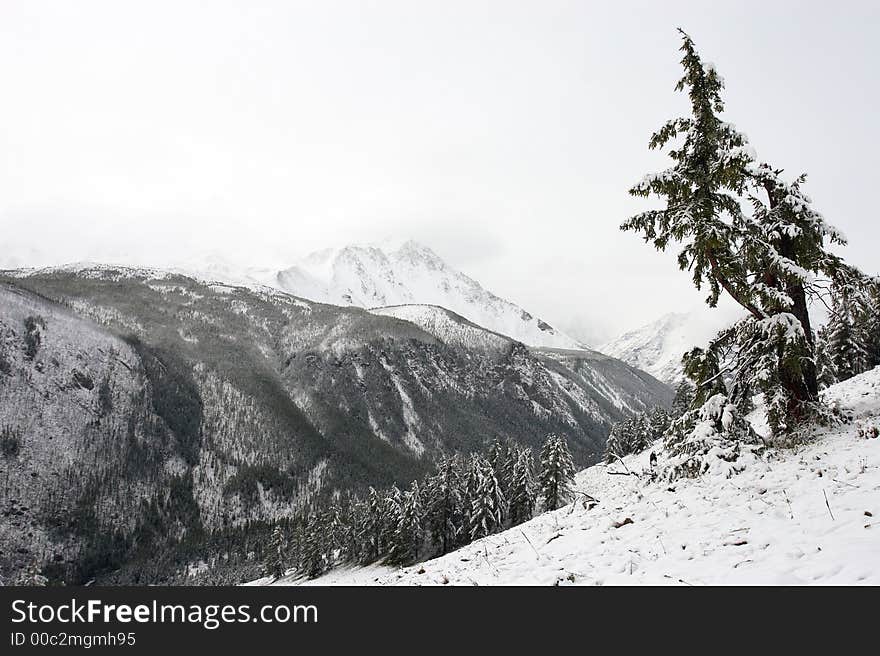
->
[1,1,877,342]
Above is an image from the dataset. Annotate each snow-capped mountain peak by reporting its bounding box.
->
[274,240,585,350]
[599,309,741,384]
[0,239,585,350]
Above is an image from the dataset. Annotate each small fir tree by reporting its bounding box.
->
[538,434,576,511]
[386,481,424,566]
[263,523,287,581]
[424,456,465,556]
[299,513,325,579]
[469,456,506,540]
[507,447,536,526]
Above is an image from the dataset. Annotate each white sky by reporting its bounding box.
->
[1,1,877,342]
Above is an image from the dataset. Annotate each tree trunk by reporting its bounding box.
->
[787,276,819,400]
[764,182,820,404]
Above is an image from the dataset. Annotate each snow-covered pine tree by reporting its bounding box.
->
[344,494,366,565]
[623,29,865,442]
[263,523,288,581]
[487,438,506,473]
[507,447,536,526]
[299,512,325,579]
[462,454,481,533]
[358,487,386,564]
[605,408,666,462]
[604,419,630,463]
[423,455,465,556]
[488,438,514,500]
[632,412,651,452]
[386,481,423,566]
[671,380,696,419]
[826,284,870,382]
[664,331,762,476]
[322,502,345,567]
[681,345,728,408]
[815,325,838,388]
[380,486,404,560]
[287,516,304,571]
[665,392,760,480]
[647,406,671,441]
[469,455,506,540]
[538,434,575,511]
[862,284,880,369]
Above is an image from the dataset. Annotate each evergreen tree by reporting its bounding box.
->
[604,419,630,463]
[647,406,671,442]
[285,517,304,572]
[538,434,576,511]
[322,502,345,567]
[469,456,506,540]
[507,447,536,526]
[861,284,880,368]
[681,345,727,409]
[424,456,465,556]
[299,512,325,579]
[263,523,288,581]
[605,408,669,462]
[815,325,837,388]
[381,486,404,557]
[386,481,423,566]
[487,438,507,473]
[358,487,386,564]
[631,413,651,452]
[671,380,696,419]
[826,284,870,382]
[344,494,366,565]
[665,392,760,480]
[623,29,864,437]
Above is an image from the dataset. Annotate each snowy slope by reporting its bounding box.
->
[266,368,880,586]
[599,310,739,384]
[274,241,585,350]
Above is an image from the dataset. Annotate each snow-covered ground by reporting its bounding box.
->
[259,368,880,586]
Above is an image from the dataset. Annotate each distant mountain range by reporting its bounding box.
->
[79,241,582,350]
[0,264,670,584]
[3,238,744,386]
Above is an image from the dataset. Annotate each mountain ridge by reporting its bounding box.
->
[599,309,740,384]
[0,266,671,584]
[272,240,587,350]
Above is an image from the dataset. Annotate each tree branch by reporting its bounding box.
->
[706,250,765,320]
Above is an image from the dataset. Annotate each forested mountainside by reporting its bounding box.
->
[282,368,880,586]
[0,267,670,584]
